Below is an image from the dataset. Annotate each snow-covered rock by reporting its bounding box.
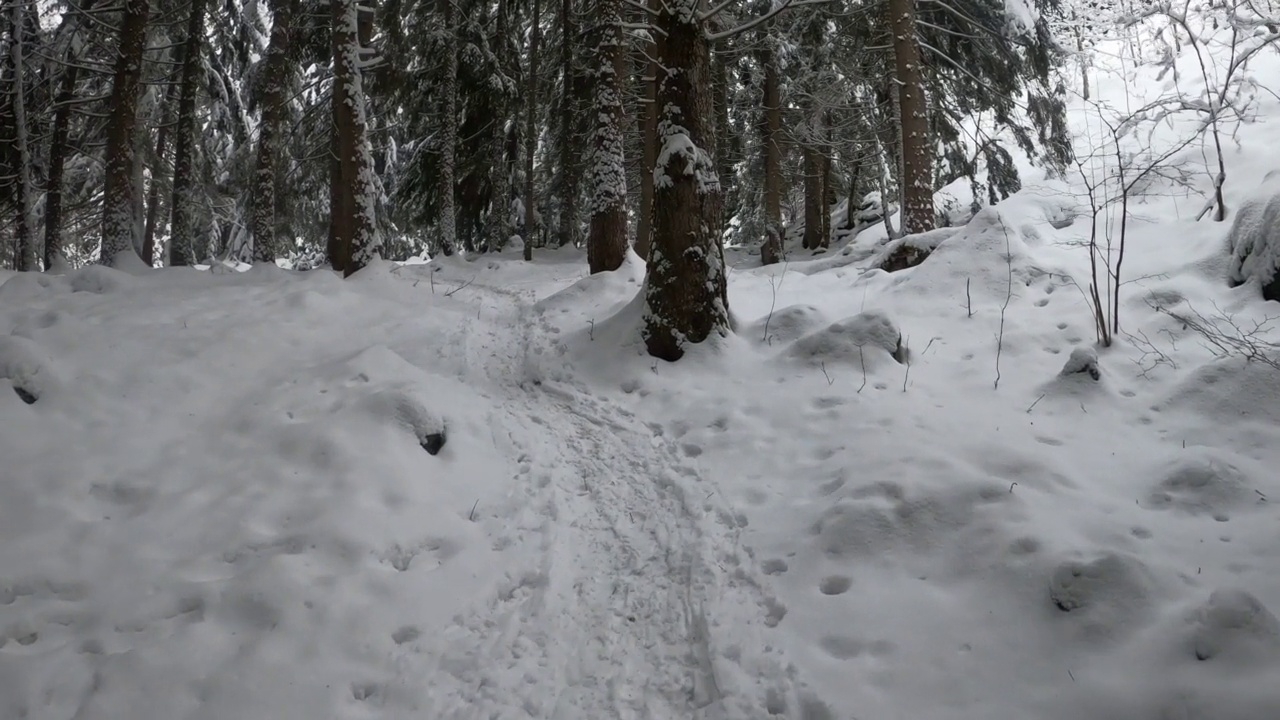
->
[788,310,906,367]
[1226,169,1280,300]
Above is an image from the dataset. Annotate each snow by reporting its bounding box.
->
[6,21,1280,720]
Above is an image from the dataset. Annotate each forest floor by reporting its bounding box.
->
[5,41,1280,720]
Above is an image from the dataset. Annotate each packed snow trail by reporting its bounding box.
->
[388,275,804,719]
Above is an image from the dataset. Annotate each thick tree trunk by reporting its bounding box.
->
[100,0,151,265]
[586,0,627,274]
[522,0,541,261]
[635,0,660,262]
[169,0,209,266]
[438,0,458,255]
[889,0,933,234]
[556,0,582,248]
[643,1,729,361]
[486,0,511,252]
[44,54,80,270]
[252,0,299,264]
[759,40,782,266]
[330,0,381,275]
[10,0,38,271]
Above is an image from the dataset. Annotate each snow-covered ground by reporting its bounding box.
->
[6,35,1280,720]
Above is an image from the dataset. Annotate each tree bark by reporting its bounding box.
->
[100,0,151,265]
[889,0,933,234]
[141,75,181,267]
[9,0,38,271]
[169,0,209,266]
[486,0,512,252]
[802,140,821,250]
[556,0,582,248]
[523,0,541,261]
[438,0,458,255]
[635,0,660,263]
[252,0,299,264]
[586,0,627,274]
[759,39,782,266]
[643,1,729,361]
[330,0,381,275]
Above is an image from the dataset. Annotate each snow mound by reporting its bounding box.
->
[533,248,645,317]
[0,272,71,302]
[1145,448,1262,518]
[787,311,906,367]
[1189,588,1280,663]
[870,227,959,272]
[810,480,1011,559]
[1048,553,1160,641]
[0,335,59,403]
[1059,346,1101,380]
[747,304,829,345]
[1157,357,1280,426]
[1226,170,1280,299]
[69,264,134,294]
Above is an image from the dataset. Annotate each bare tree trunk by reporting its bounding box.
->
[486,0,512,252]
[252,0,299,264]
[643,0,729,361]
[889,0,933,235]
[818,113,831,249]
[523,0,541,261]
[169,0,209,266]
[586,0,627,274]
[635,0,660,262]
[759,39,782,266]
[9,0,38,271]
[438,0,458,255]
[802,140,821,250]
[100,0,151,265]
[141,68,183,266]
[556,0,582,248]
[330,0,381,275]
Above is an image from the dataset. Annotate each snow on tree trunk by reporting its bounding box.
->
[759,39,783,266]
[438,0,458,256]
[252,0,299,265]
[643,0,730,362]
[142,77,181,267]
[330,0,382,276]
[635,0,660,263]
[169,0,209,267]
[485,0,512,253]
[522,0,541,262]
[556,0,583,249]
[10,0,38,271]
[586,0,627,275]
[889,0,934,235]
[99,0,150,266]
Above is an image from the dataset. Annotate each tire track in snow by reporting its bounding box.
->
[400,286,801,718]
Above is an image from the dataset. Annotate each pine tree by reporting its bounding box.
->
[100,0,151,265]
[252,0,301,264]
[643,0,728,361]
[169,0,211,266]
[586,0,627,274]
[330,0,382,275]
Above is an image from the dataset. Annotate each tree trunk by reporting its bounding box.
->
[759,39,782,266]
[889,0,933,235]
[438,0,458,255]
[643,1,729,361]
[9,0,38,271]
[169,0,209,266]
[522,0,541,261]
[486,0,512,252]
[635,0,660,262]
[556,0,581,248]
[100,0,151,265]
[44,56,80,270]
[802,141,821,250]
[141,67,184,267]
[713,44,734,220]
[330,0,381,275]
[586,0,627,274]
[252,0,299,264]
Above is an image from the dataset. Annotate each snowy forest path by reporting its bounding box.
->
[399,280,801,719]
